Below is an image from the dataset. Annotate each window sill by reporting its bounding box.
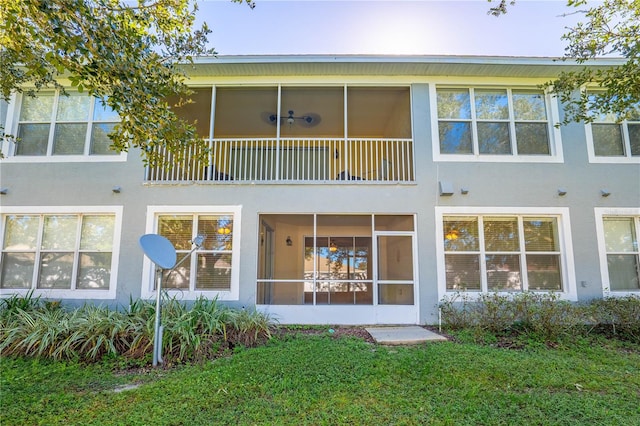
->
[2,155,127,163]
[0,288,116,300]
[434,154,564,163]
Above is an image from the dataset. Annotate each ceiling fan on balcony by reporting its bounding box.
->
[262,110,321,128]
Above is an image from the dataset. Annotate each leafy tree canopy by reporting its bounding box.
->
[489,0,640,124]
[0,0,253,165]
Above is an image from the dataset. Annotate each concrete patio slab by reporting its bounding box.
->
[365,326,448,345]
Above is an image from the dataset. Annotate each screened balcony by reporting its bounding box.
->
[145,86,414,183]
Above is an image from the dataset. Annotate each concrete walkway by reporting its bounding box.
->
[365,326,448,345]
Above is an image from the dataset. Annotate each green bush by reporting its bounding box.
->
[0,294,276,364]
[587,296,640,342]
[439,293,640,345]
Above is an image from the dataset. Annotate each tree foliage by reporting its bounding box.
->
[0,0,253,165]
[489,0,640,124]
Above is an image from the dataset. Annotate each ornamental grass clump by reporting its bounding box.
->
[0,294,276,364]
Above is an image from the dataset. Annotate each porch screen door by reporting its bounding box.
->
[376,235,414,304]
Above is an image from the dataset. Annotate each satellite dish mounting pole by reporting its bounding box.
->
[152,265,165,367]
[139,233,205,368]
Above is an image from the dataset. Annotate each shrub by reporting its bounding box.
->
[587,296,640,343]
[438,292,638,345]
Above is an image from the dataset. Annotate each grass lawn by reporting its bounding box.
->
[2,332,639,425]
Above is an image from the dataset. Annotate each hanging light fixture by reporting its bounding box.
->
[329,241,338,252]
[445,229,460,241]
[217,226,232,235]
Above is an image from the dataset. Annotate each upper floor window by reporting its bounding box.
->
[13,91,120,157]
[0,207,122,299]
[586,97,640,163]
[433,87,562,162]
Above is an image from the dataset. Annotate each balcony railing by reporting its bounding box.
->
[145,138,414,183]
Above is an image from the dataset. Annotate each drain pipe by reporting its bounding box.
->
[438,307,442,333]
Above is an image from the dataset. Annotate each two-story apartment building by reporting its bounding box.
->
[1,55,639,324]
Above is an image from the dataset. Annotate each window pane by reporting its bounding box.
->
[1,252,35,289]
[163,265,190,289]
[56,93,90,121]
[93,100,119,121]
[475,90,508,120]
[524,218,559,251]
[53,123,87,155]
[526,254,562,290]
[484,217,519,251]
[257,281,305,305]
[375,215,414,231]
[80,216,114,251]
[378,284,413,305]
[477,122,511,154]
[3,215,39,250]
[486,254,521,291]
[158,216,192,250]
[437,89,471,119]
[629,124,640,156]
[42,215,77,250]
[515,123,550,155]
[20,94,54,121]
[77,253,111,289]
[16,124,49,155]
[199,215,233,251]
[604,218,637,252]
[607,254,640,291]
[90,123,118,155]
[443,217,479,251]
[445,254,480,290]
[377,236,413,281]
[592,124,624,156]
[354,237,371,280]
[513,91,547,120]
[38,252,74,289]
[197,253,231,290]
[439,121,472,154]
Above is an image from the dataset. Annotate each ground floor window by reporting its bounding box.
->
[141,206,241,300]
[436,208,575,298]
[595,209,640,294]
[0,207,121,298]
[257,214,415,305]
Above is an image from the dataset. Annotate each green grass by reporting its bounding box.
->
[2,334,639,425]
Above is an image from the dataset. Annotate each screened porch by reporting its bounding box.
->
[144,86,414,183]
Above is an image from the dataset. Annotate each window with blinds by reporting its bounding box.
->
[157,214,234,291]
[602,217,640,291]
[443,215,563,292]
[1,213,116,290]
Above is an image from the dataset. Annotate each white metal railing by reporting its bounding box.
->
[145,138,414,183]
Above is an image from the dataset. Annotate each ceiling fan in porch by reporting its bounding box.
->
[262,110,321,127]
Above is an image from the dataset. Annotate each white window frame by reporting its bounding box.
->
[435,207,577,301]
[430,85,563,163]
[594,208,640,296]
[585,117,640,164]
[0,206,122,299]
[141,205,242,301]
[1,92,127,163]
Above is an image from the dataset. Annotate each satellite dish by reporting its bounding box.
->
[139,234,177,269]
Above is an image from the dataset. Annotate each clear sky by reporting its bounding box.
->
[198,0,582,57]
